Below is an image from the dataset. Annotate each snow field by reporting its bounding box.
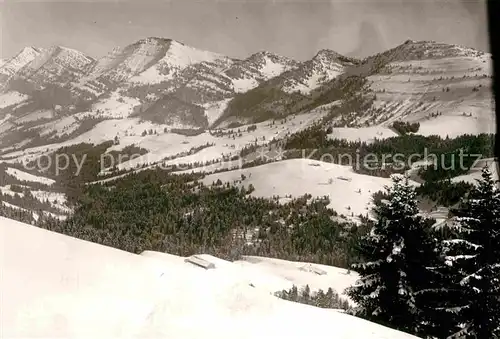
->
[1,216,419,339]
[200,159,405,218]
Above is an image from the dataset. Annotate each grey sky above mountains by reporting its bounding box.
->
[0,0,489,61]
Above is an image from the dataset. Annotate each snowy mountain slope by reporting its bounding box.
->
[365,40,485,65]
[282,49,359,94]
[0,38,493,155]
[0,37,494,217]
[140,251,358,303]
[0,46,96,131]
[77,37,176,92]
[128,38,230,85]
[216,40,493,136]
[72,39,297,129]
[123,46,297,127]
[169,60,236,106]
[16,45,96,85]
[0,183,70,218]
[214,49,360,125]
[4,37,236,133]
[112,110,325,172]
[1,216,420,339]
[225,51,299,93]
[0,38,241,146]
[169,50,298,106]
[0,47,43,81]
[345,40,494,137]
[0,110,326,177]
[0,45,95,112]
[164,51,299,126]
[79,37,232,96]
[0,163,70,220]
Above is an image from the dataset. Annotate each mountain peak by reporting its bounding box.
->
[246,50,293,63]
[21,46,42,55]
[312,49,359,65]
[398,39,441,47]
[403,39,418,45]
[250,51,279,58]
[314,49,342,58]
[370,39,486,64]
[133,37,174,46]
[0,46,43,76]
[12,46,44,60]
[44,45,95,60]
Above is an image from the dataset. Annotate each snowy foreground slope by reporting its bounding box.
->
[1,216,419,339]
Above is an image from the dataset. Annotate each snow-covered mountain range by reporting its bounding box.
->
[0,37,495,221]
[0,37,493,146]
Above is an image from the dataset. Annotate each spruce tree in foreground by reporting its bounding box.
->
[346,174,439,336]
[440,167,500,338]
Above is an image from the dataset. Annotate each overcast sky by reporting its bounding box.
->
[0,0,489,61]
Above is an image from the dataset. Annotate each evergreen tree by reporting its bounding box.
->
[413,229,460,339]
[346,174,439,335]
[440,167,500,338]
[300,284,311,304]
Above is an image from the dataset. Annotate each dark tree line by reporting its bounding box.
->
[275,285,351,311]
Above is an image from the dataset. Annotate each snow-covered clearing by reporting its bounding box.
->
[6,167,55,185]
[287,69,342,95]
[0,138,33,154]
[0,185,70,214]
[452,158,498,185]
[0,201,67,221]
[30,190,71,213]
[91,90,141,119]
[101,111,325,172]
[15,109,54,124]
[0,185,26,197]
[328,127,397,143]
[417,113,495,138]
[0,113,12,126]
[203,98,232,126]
[258,56,289,78]
[37,116,80,138]
[200,159,403,218]
[0,91,28,109]
[0,120,14,135]
[176,159,244,174]
[2,201,30,213]
[1,216,419,339]
[232,77,259,93]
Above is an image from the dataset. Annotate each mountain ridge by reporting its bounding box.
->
[0,37,493,155]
